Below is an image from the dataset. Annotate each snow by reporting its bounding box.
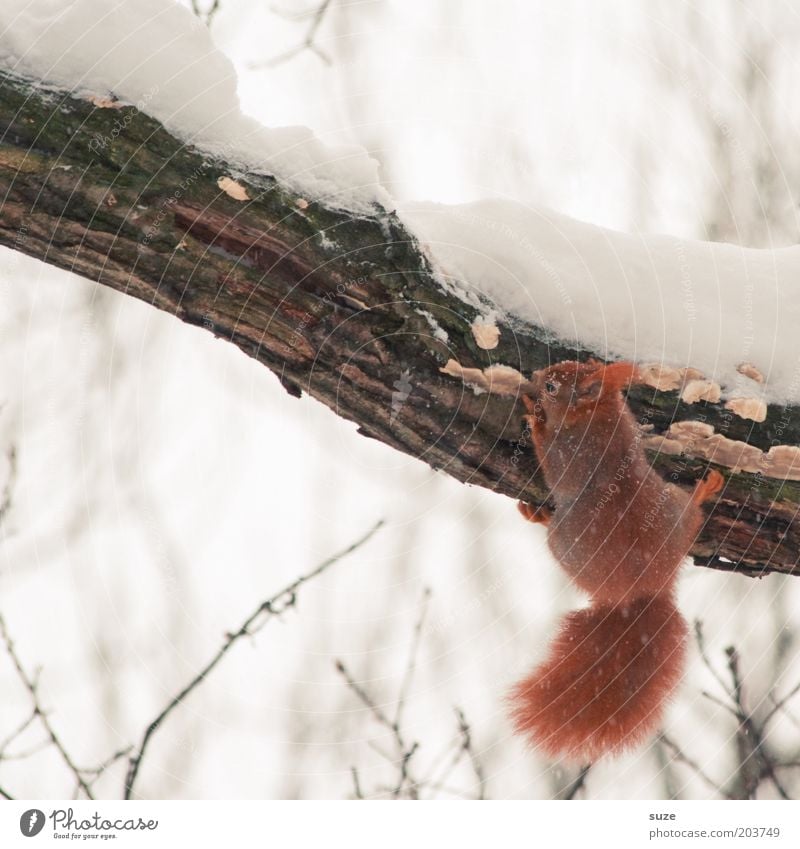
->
[0,0,387,212]
[416,309,449,344]
[3,1,800,405]
[1,0,799,803]
[401,199,800,406]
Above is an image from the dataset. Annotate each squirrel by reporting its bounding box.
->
[510,359,723,762]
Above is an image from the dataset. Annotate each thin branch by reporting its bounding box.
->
[764,677,800,724]
[658,733,731,799]
[0,785,13,800]
[252,0,334,68]
[700,689,740,719]
[0,613,94,799]
[335,659,404,751]
[337,593,486,800]
[419,707,487,799]
[0,445,17,527]
[0,707,37,757]
[394,587,431,730]
[350,766,363,800]
[560,764,592,800]
[0,738,52,761]
[80,745,133,779]
[455,708,487,800]
[653,736,683,800]
[335,655,421,797]
[124,518,383,799]
[724,647,790,801]
[190,0,221,27]
[391,741,419,799]
[694,620,735,699]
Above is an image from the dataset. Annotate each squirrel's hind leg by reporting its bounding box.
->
[691,469,724,506]
[517,501,553,525]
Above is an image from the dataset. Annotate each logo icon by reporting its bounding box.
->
[19,810,45,837]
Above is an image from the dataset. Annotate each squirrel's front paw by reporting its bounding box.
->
[517,500,553,525]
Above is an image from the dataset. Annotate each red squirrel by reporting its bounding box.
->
[510,359,723,762]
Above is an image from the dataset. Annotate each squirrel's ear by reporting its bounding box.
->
[578,361,638,396]
[600,361,639,391]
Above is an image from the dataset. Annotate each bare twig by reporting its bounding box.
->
[694,620,734,697]
[700,689,740,719]
[420,707,487,799]
[0,785,14,800]
[124,518,383,799]
[684,627,794,800]
[337,589,486,800]
[560,764,592,800]
[764,678,800,724]
[394,588,431,730]
[658,733,731,799]
[336,654,420,796]
[724,647,790,801]
[0,613,94,799]
[0,738,52,761]
[251,0,334,68]
[392,742,419,799]
[0,708,37,757]
[335,659,403,750]
[334,589,437,799]
[81,746,132,779]
[0,445,17,527]
[455,708,487,800]
[653,737,683,800]
[190,0,221,27]
[350,766,363,800]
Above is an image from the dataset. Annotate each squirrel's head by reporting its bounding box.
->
[523,359,638,428]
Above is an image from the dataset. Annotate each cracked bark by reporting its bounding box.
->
[1,69,799,577]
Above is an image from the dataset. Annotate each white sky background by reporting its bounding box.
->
[1,0,800,800]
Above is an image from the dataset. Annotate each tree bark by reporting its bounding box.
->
[1,70,798,577]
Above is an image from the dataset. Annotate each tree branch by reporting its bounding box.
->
[2,69,800,576]
[0,613,95,799]
[123,518,383,799]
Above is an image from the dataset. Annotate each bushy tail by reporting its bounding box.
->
[509,596,687,762]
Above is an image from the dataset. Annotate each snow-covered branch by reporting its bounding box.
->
[1,67,799,577]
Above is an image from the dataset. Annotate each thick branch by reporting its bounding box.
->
[1,70,799,576]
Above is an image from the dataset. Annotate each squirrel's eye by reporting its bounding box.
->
[544,381,558,395]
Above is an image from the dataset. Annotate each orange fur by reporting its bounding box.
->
[510,596,687,762]
[511,359,722,761]
[517,500,553,525]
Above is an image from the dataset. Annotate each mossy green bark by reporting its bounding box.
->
[1,70,798,576]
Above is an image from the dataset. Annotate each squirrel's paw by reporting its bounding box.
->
[692,469,724,506]
[517,500,553,525]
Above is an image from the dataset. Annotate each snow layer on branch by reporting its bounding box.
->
[0,0,386,212]
[401,199,800,405]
